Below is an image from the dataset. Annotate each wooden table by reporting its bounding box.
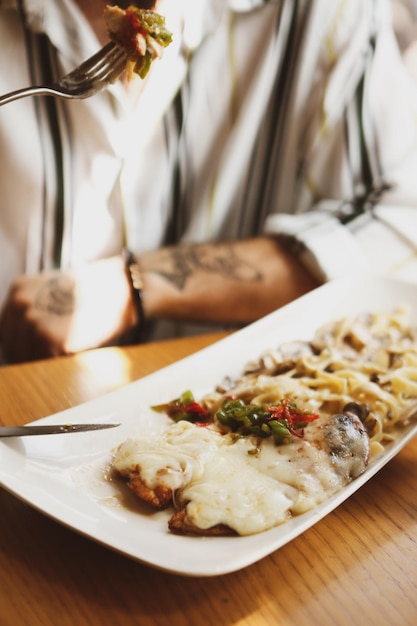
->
[0,332,416,626]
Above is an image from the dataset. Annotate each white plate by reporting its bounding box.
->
[1,274,417,577]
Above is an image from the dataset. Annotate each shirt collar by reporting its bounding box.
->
[5,0,101,62]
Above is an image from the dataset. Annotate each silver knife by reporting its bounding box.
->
[0,423,120,437]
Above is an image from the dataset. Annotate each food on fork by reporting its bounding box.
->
[112,307,417,536]
[104,4,173,79]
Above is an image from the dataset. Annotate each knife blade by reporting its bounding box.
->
[0,423,120,437]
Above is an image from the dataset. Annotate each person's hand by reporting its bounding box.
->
[0,256,136,363]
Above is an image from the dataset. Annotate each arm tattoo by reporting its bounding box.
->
[142,244,262,291]
[34,276,76,315]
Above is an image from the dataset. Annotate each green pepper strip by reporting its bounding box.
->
[215,397,319,444]
[152,390,211,424]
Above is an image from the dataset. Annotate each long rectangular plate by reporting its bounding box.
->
[1,274,417,576]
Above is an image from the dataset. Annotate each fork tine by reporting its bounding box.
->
[59,42,127,94]
[66,43,124,77]
[74,42,119,74]
[81,44,126,76]
[103,53,128,84]
[85,55,127,86]
[82,48,126,81]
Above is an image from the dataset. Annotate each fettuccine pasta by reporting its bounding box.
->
[202,306,417,454]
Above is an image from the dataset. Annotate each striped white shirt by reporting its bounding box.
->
[0,0,416,341]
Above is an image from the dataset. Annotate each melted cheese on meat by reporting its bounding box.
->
[113,421,351,535]
[113,421,219,492]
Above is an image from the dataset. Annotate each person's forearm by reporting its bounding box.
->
[137,236,318,325]
[0,237,317,363]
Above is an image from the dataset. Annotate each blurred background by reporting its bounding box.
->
[392,0,417,81]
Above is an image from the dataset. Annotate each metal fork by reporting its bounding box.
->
[0,42,127,107]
